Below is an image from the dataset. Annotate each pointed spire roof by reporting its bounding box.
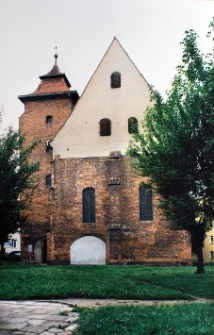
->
[39,48,71,88]
[18,52,79,104]
[29,55,71,95]
[39,64,71,88]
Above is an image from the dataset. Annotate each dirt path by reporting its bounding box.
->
[47,297,214,308]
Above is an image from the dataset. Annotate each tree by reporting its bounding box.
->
[0,124,40,262]
[127,21,214,274]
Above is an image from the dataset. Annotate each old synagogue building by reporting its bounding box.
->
[19,38,192,265]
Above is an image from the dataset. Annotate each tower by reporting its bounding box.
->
[18,55,79,262]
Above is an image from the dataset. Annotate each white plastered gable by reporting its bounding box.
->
[51,38,151,158]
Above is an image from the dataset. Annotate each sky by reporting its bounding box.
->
[0,0,214,131]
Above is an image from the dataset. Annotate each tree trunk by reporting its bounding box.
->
[0,241,5,265]
[196,246,205,274]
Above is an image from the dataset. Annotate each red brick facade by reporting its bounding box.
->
[19,64,79,262]
[47,155,191,265]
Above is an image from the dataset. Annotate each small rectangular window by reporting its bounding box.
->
[210,251,214,260]
[46,175,52,187]
[46,116,52,126]
[46,141,53,153]
[12,240,17,248]
[209,236,213,244]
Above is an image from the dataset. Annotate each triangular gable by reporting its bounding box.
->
[81,37,150,99]
[51,38,152,158]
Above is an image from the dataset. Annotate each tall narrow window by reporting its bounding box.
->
[82,187,95,223]
[110,72,121,88]
[100,118,111,136]
[128,117,138,134]
[209,236,213,244]
[46,175,52,187]
[139,187,153,221]
[46,115,52,126]
[210,251,214,260]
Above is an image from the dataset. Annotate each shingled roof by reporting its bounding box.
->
[39,64,71,88]
[18,61,79,104]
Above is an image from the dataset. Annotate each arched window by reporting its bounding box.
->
[82,187,95,223]
[99,118,111,136]
[139,187,153,221]
[110,72,121,88]
[128,117,138,134]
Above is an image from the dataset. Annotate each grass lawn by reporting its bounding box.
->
[0,263,213,300]
[75,303,214,335]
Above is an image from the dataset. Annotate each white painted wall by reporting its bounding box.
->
[70,236,106,264]
[51,38,151,158]
[203,225,214,263]
[4,233,21,253]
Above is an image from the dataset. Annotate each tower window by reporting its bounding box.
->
[46,175,52,187]
[110,72,121,88]
[46,141,53,153]
[99,118,111,136]
[139,187,153,221]
[46,116,52,126]
[82,187,95,223]
[128,117,138,134]
[210,236,213,244]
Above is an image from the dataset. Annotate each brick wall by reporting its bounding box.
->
[49,154,192,265]
[19,98,72,261]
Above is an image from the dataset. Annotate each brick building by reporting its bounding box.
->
[19,38,192,265]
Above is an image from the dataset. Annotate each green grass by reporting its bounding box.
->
[0,263,213,300]
[75,303,214,335]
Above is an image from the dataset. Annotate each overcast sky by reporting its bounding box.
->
[0,0,213,131]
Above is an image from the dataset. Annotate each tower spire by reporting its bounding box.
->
[54,46,58,65]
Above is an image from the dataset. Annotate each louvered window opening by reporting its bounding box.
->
[100,118,111,136]
[128,117,138,134]
[111,72,121,88]
[139,187,153,221]
[82,187,95,223]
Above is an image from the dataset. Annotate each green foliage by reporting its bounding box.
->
[0,264,213,300]
[127,20,214,273]
[0,125,40,256]
[76,304,214,335]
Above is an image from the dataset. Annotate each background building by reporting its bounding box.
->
[203,226,214,263]
[4,233,21,253]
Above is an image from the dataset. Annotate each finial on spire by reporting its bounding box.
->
[54,46,58,65]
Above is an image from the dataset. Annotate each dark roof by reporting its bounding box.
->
[39,64,71,88]
[18,91,79,104]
